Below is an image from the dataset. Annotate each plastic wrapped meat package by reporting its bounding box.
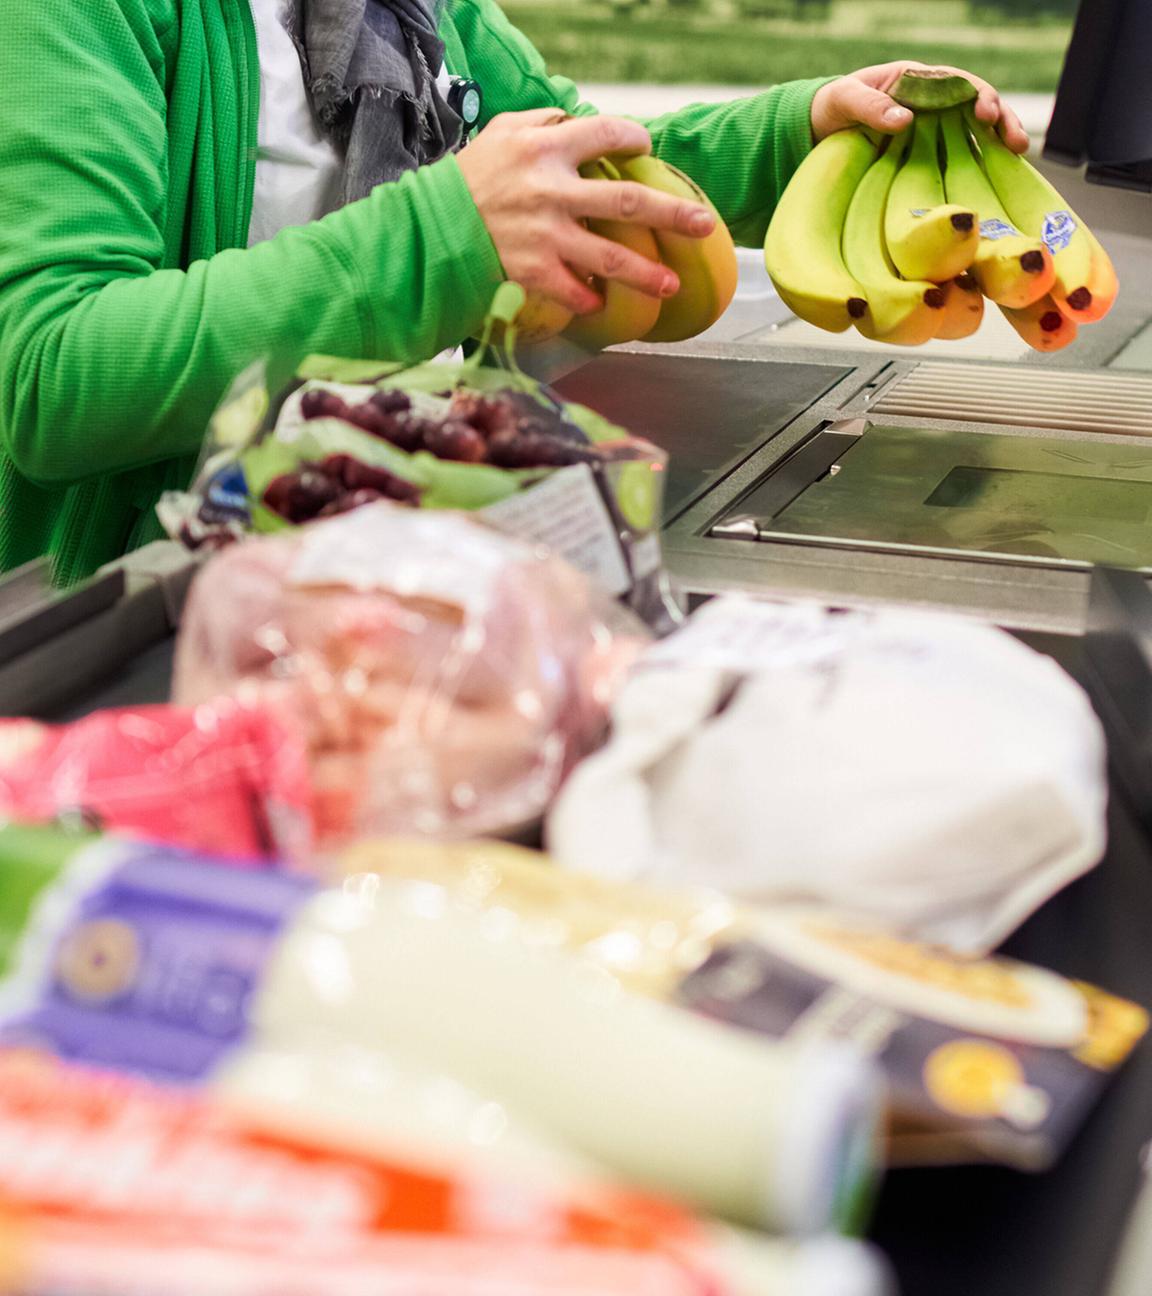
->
[173,502,650,852]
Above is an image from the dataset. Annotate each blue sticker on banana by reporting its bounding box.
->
[1042,211,1077,254]
[980,219,1021,241]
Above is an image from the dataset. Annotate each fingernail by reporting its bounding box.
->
[883,106,912,127]
[690,209,714,235]
[661,274,679,298]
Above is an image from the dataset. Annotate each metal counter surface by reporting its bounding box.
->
[556,344,1152,634]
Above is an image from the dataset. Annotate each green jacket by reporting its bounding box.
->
[0,0,826,585]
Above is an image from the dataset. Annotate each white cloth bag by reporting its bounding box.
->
[547,598,1108,953]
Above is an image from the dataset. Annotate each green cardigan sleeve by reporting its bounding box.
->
[0,0,504,486]
[450,0,832,247]
[642,82,834,246]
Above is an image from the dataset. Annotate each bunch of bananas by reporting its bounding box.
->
[764,70,1118,351]
[509,154,739,351]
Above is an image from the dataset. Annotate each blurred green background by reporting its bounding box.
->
[501,0,1075,91]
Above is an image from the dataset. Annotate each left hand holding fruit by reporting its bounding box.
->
[811,61,1030,154]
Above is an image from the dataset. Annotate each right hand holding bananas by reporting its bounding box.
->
[765,70,1118,352]
[457,111,735,348]
[456,110,730,342]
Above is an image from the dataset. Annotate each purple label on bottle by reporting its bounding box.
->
[1042,210,1077,254]
[0,841,316,1084]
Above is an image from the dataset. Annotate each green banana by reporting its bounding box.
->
[940,108,1054,308]
[764,127,877,333]
[885,112,979,282]
[841,131,945,345]
[967,108,1117,323]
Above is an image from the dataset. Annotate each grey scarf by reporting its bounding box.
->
[283,0,463,204]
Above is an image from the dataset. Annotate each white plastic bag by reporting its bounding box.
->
[547,597,1108,953]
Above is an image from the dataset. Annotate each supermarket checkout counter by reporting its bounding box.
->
[4,569,1152,1296]
[6,340,1152,1296]
[4,144,1152,1296]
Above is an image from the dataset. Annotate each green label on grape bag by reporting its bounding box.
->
[614,462,658,532]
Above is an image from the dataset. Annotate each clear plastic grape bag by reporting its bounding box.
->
[172,501,651,853]
[159,286,684,633]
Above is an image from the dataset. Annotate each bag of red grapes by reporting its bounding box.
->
[160,291,683,633]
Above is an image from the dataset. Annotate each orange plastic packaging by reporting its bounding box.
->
[0,1051,722,1296]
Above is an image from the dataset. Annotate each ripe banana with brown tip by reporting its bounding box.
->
[764,127,877,333]
[885,112,979,283]
[940,108,1054,308]
[610,153,738,343]
[935,273,985,340]
[999,293,1079,352]
[841,131,945,346]
[968,108,1117,324]
[562,158,663,352]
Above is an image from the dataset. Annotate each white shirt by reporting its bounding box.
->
[247,0,452,247]
[247,0,344,246]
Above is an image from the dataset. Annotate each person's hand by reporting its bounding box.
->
[457,108,717,315]
[811,62,1030,154]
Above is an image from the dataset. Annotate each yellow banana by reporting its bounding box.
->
[490,291,573,346]
[935,272,985,340]
[939,108,1054,308]
[1071,235,1120,325]
[764,127,877,333]
[999,293,1079,352]
[610,154,738,343]
[562,158,663,352]
[841,132,945,346]
[968,109,1117,324]
[885,112,979,282]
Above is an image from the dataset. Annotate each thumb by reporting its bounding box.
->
[838,80,914,135]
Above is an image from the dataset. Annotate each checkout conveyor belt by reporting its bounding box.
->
[2,573,1150,1296]
[8,338,1152,1295]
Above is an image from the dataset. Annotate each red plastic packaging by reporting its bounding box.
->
[0,702,312,863]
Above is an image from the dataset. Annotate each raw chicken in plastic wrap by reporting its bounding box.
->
[173,502,650,852]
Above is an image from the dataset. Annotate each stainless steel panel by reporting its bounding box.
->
[764,425,1152,570]
[551,352,850,517]
[873,362,1152,436]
